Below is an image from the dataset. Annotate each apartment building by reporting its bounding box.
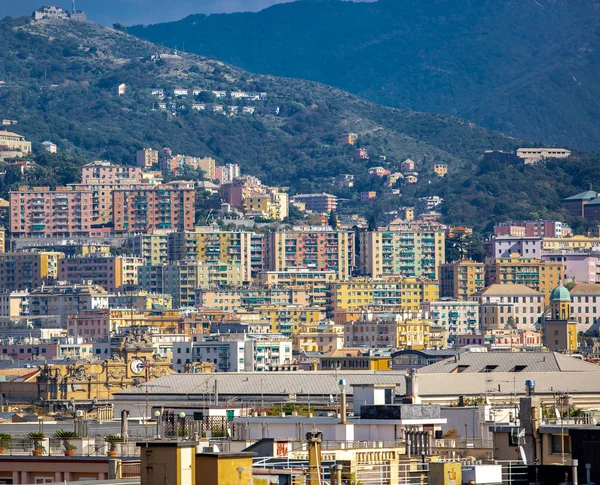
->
[484,254,563,303]
[58,256,144,292]
[439,260,485,300]
[421,299,479,337]
[257,305,324,336]
[10,186,93,238]
[0,131,32,160]
[541,250,600,284]
[455,329,542,350]
[486,236,542,258]
[493,221,572,238]
[257,268,336,306]
[266,228,354,280]
[168,229,253,283]
[139,262,197,308]
[81,160,142,184]
[29,283,109,327]
[0,251,63,291]
[562,190,598,217]
[0,290,29,319]
[0,336,92,360]
[473,284,544,331]
[542,235,600,251]
[359,229,445,279]
[112,183,195,234]
[139,261,248,307]
[568,283,600,333]
[214,163,240,185]
[130,233,170,265]
[290,193,337,215]
[172,335,293,373]
[244,189,289,221]
[69,182,149,227]
[432,163,447,177]
[136,148,159,168]
[344,312,431,350]
[327,278,439,315]
[196,287,310,312]
[516,147,571,163]
[160,155,216,179]
[250,233,266,277]
[106,291,173,311]
[294,320,344,353]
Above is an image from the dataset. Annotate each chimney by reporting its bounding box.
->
[405,368,420,404]
[306,427,323,485]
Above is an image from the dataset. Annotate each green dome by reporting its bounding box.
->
[550,284,571,302]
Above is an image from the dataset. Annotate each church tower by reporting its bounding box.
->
[542,283,577,354]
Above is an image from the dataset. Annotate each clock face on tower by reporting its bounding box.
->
[130,359,145,374]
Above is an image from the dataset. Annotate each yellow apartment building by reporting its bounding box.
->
[327,278,439,315]
[294,320,345,353]
[542,235,600,251]
[485,254,563,304]
[344,312,431,350]
[439,260,485,300]
[432,163,448,177]
[257,305,325,336]
[0,251,63,291]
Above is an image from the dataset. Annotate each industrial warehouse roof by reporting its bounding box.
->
[117,371,405,397]
[115,354,600,401]
[418,351,598,374]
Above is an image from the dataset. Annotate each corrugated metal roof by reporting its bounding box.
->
[418,351,598,374]
[117,371,406,397]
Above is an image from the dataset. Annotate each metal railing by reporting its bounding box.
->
[119,461,141,478]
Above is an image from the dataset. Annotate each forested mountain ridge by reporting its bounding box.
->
[3,15,600,232]
[0,16,514,185]
[129,0,600,150]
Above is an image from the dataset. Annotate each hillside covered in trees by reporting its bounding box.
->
[129,0,600,151]
[0,15,599,232]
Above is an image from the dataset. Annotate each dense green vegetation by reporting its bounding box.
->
[129,0,600,151]
[2,16,600,233]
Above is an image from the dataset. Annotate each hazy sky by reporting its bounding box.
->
[1,0,305,26]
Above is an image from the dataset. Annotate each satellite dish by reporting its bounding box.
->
[518,445,528,465]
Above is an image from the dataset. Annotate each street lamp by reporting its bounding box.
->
[179,412,186,440]
[154,410,161,439]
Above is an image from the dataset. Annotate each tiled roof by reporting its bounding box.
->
[477,284,542,297]
[570,283,600,295]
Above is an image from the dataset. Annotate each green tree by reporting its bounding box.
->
[328,210,338,229]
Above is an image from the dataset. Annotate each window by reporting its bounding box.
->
[551,435,571,454]
[483,365,498,373]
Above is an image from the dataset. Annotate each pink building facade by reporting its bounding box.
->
[82,161,142,184]
[10,186,93,238]
[455,329,541,350]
